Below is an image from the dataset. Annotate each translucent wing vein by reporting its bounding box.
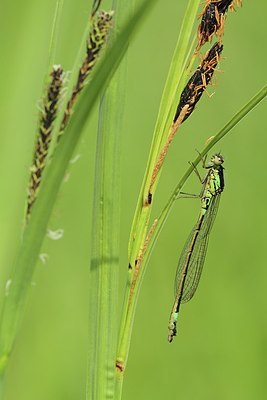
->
[174,194,221,303]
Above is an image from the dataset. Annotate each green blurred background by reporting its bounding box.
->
[0,0,266,399]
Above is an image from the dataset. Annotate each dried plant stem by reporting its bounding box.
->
[148,105,189,199]
[129,218,158,301]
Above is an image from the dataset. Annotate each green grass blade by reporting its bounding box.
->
[0,0,155,379]
[47,0,64,68]
[114,1,201,386]
[114,1,201,397]
[128,0,201,270]
[87,94,121,400]
[86,1,133,399]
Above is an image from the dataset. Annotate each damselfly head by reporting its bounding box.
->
[211,153,224,165]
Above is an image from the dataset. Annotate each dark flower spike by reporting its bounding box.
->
[174,42,223,123]
[27,65,64,220]
[59,10,114,137]
[197,0,242,50]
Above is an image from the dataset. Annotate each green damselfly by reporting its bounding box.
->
[168,153,225,342]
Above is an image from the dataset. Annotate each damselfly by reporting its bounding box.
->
[168,153,225,342]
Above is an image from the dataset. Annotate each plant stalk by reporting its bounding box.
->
[115,3,201,390]
[86,0,132,398]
